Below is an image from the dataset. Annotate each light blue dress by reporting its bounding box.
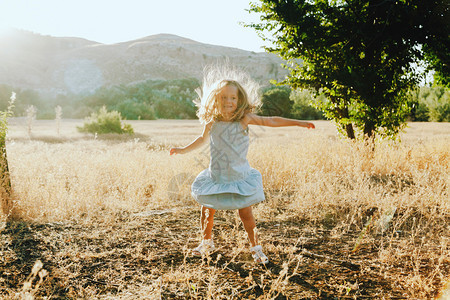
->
[191,121,265,210]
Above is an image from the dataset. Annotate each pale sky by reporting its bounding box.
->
[0,0,269,52]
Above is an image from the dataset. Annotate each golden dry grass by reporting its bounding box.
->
[1,118,449,299]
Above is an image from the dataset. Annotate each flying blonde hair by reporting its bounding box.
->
[195,64,261,124]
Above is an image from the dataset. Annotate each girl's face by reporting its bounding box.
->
[219,85,239,120]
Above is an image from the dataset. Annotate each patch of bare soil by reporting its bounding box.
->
[1,207,448,299]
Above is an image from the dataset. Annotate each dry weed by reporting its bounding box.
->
[0,119,448,299]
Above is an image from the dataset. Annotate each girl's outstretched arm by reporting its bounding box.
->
[169,122,213,155]
[242,113,315,129]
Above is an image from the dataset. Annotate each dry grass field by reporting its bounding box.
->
[1,118,449,299]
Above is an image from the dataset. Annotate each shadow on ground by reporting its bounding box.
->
[0,207,447,299]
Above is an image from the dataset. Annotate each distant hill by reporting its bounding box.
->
[0,30,288,95]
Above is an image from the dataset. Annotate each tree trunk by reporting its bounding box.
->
[363,121,376,152]
[0,142,12,218]
[364,122,375,139]
[345,123,355,139]
[337,106,355,139]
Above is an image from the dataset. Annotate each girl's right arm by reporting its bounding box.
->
[169,122,213,155]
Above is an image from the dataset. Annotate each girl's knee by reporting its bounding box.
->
[238,207,254,222]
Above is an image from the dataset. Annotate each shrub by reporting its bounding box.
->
[408,86,449,122]
[77,106,134,134]
[290,89,325,120]
[114,99,156,120]
[427,87,449,122]
[259,86,293,117]
[26,105,37,137]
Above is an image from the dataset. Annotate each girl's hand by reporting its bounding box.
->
[305,122,315,129]
[169,148,183,155]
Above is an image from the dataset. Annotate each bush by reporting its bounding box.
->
[79,78,199,120]
[77,106,134,134]
[260,86,293,117]
[290,89,325,120]
[408,99,430,121]
[114,98,156,120]
[408,86,449,122]
[427,87,449,122]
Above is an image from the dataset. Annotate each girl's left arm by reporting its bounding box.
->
[242,113,315,129]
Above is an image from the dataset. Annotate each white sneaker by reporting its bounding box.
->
[193,239,215,256]
[251,245,269,264]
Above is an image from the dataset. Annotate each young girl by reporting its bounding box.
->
[170,68,314,264]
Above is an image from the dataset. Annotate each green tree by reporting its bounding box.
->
[420,2,449,88]
[421,86,449,122]
[406,86,450,122]
[260,86,293,117]
[248,0,449,139]
[290,89,325,120]
[407,90,430,122]
[114,98,156,120]
[78,78,199,120]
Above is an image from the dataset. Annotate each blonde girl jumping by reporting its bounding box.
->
[170,67,314,264]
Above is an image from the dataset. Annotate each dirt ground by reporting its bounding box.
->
[1,205,448,299]
[1,120,449,299]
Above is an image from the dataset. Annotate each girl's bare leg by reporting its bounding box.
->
[201,206,216,240]
[238,206,258,247]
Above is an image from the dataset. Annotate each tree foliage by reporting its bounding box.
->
[0,78,200,120]
[408,86,449,122]
[80,78,199,120]
[259,85,325,119]
[248,0,449,139]
[260,86,293,117]
[290,89,325,120]
[420,2,450,88]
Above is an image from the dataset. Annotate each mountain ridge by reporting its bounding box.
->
[0,30,287,95]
